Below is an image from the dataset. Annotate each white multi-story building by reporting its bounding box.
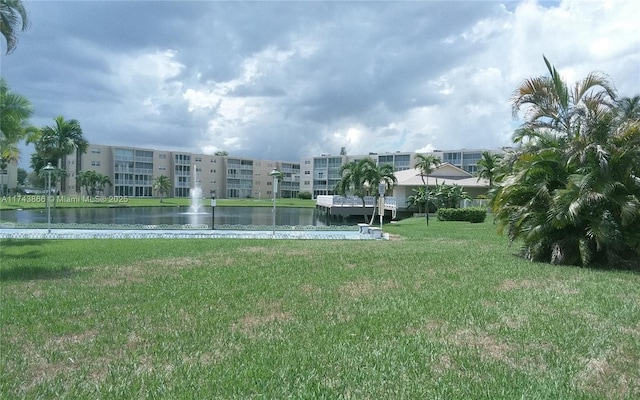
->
[7,144,501,199]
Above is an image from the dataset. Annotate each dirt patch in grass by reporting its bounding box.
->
[232,301,293,338]
[301,283,322,295]
[14,328,100,394]
[575,350,640,399]
[449,329,515,367]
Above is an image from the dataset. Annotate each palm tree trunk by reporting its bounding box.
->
[369,195,378,225]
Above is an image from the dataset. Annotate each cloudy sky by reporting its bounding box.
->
[2,0,639,169]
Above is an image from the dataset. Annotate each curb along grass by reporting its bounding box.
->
[1,219,639,398]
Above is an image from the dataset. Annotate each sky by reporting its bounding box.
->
[2,0,639,170]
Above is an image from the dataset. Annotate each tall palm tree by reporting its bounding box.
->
[365,163,397,225]
[0,0,29,54]
[152,175,171,203]
[336,158,397,224]
[475,151,502,189]
[511,55,617,140]
[34,116,88,194]
[494,56,639,268]
[413,153,441,225]
[335,158,372,202]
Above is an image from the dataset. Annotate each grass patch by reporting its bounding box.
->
[1,219,639,398]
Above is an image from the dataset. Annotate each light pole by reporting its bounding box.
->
[210,190,216,230]
[42,162,55,233]
[255,172,261,200]
[268,168,280,236]
[378,183,385,229]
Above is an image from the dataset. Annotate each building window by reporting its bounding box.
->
[304,170,310,175]
[91,161,100,166]
[195,157,202,162]
[159,154,167,159]
[91,148,101,154]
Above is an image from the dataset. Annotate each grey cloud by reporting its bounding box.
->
[1,0,637,171]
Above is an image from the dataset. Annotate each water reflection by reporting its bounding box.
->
[0,206,351,227]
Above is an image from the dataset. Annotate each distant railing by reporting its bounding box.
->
[316,195,396,210]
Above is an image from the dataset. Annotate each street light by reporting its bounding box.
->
[210,190,216,230]
[42,162,55,233]
[268,168,280,236]
[255,172,261,200]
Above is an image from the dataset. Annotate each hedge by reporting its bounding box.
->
[436,207,487,223]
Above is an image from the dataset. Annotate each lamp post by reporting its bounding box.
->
[268,168,280,236]
[378,183,385,229]
[42,162,55,233]
[255,173,261,200]
[210,190,216,230]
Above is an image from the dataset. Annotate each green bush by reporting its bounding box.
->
[437,207,486,223]
[298,191,313,200]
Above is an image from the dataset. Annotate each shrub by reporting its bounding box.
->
[437,207,486,223]
[298,191,313,200]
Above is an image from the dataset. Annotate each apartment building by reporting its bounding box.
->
[12,143,500,200]
[299,151,416,198]
[431,149,504,174]
[51,144,298,200]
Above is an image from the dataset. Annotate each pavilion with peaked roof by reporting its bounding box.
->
[391,163,489,210]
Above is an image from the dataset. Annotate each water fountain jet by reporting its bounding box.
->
[188,165,204,214]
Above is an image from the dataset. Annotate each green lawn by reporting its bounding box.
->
[1,219,639,398]
[0,196,315,210]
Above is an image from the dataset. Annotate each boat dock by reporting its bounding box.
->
[315,195,397,218]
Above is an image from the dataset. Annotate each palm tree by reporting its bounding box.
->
[152,175,171,203]
[77,170,98,195]
[475,151,502,189]
[1,78,33,194]
[413,153,441,225]
[96,173,111,195]
[335,158,373,203]
[77,170,110,196]
[365,163,397,225]
[34,116,88,195]
[494,56,640,268]
[511,55,617,140]
[335,158,397,224]
[0,0,30,54]
[0,138,18,195]
[615,95,640,122]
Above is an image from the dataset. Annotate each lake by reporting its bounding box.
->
[0,206,353,228]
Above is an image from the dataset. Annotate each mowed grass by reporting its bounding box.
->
[1,219,639,398]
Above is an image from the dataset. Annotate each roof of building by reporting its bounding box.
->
[394,163,489,188]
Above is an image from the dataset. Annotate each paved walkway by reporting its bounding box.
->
[0,228,382,240]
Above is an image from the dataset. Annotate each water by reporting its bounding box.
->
[0,206,349,227]
[189,165,204,214]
